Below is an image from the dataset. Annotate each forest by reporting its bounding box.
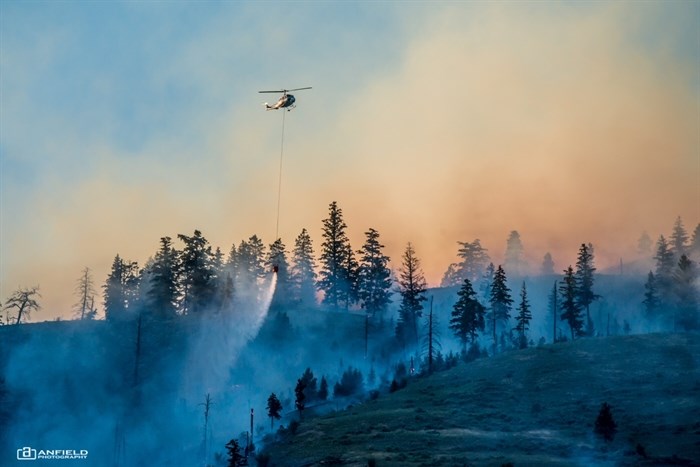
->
[1,202,698,466]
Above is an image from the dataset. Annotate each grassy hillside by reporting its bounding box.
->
[263,333,700,466]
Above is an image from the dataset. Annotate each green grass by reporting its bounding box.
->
[263,333,700,466]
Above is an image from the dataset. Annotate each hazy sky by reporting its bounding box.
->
[1,1,698,320]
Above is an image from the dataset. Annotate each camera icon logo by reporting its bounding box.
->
[16,447,37,461]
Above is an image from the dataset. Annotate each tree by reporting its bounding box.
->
[548,281,559,342]
[514,282,532,349]
[559,266,583,339]
[177,230,214,314]
[442,239,491,286]
[423,297,441,374]
[395,242,427,349]
[266,393,282,431]
[594,402,617,442]
[488,265,513,353]
[690,223,700,258]
[147,237,180,319]
[449,278,486,351]
[673,255,699,331]
[575,243,600,336]
[637,231,653,256]
[225,439,245,467]
[299,368,318,402]
[318,201,353,310]
[541,252,555,275]
[504,231,525,277]
[642,271,660,322]
[73,267,97,320]
[357,228,393,318]
[289,228,317,306]
[318,376,329,401]
[670,216,689,257]
[236,235,267,288]
[3,286,41,324]
[294,378,306,418]
[654,235,676,312]
[103,255,139,321]
[333,367,363,397]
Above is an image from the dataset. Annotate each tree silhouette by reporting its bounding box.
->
[294,378,306,419]
[318,201,353,310]
[575,243,599,336]
[290,228,317,306]
[73,267,97,320]
[396,242,427,349]
[147,237,180,319]
[514,282,532,349]
[266,393,282,431]
[3,286,41,325]
[559,266,583,339]
[504,231,525,276]
[541,252,555,275]
[594,402,617,442]
[488,265,512,353]
[449,278,486,351]
[357,228,393,319]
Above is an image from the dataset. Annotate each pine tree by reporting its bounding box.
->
[541,252,555,275]
[575,243,600,336]
[294,378,306,418]
[673,255,699,331]
[654,235,676,314]
[690,224,700,258]
[559,266,583,339]
[266,393,282,431]
[548,281,559,342]
[357,228,393,318]
[637,231,653,256]
[147,237,180,319]
[504,231,525,277]
[422,297,441,374]
[449,278,486,351]
[442,240,491,287]
[225,439,244,467]
[642,271,660,322]
[104,255,139,321]
[73,267,97,320]
[594,402,617,442]
[670,216,689,257]
[299,368,318,402]
[488,265,513,353]
[395,242,427,349]
[318,201,353,310]
[177,230,214,314]
[318,376,329,401]
[514,282,532,349]
[290,228,317,306]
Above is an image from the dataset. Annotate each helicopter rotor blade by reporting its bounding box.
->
[258,90,285,93]
[288,87,312,92]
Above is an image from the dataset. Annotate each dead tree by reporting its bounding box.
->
[3,286,41,324]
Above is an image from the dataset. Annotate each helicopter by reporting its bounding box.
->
[259,87,312,111]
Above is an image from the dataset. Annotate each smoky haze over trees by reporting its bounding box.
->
[1,206,698,466]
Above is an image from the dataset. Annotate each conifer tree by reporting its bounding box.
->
[290,228,317,306]
[357,228,393,318]
[514,282,532,349]
[654,235,675,313]
[395,242,427,349]
[690,223,700,258]
[104,255,139,321]
[504,231,525,276]
[318,376,329,400]
[594,402,617,442]
[225,439,244,467]
[548,281,559,342]
[541,252,555,275]
[73,267,97,320]
[422,297,441,374]
[637,231,653,256]
[299,368,318,402]
[294,378,306,418]
[318,201,353,310]
[674,255,699,331]
[670,216,689,257]
[449,278,486,351]
[178,230,214,314]
[488,265,513,353]
[559,266,583,339]
[575,243,599,336]
[147,237,179,319]
[642,271,660,322]
[266,393,282,431]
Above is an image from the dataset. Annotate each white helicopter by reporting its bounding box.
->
[259,87,312,111]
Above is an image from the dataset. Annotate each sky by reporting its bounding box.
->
[1,1,698,320]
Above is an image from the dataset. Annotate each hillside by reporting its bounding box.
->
[262,333,700,466]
